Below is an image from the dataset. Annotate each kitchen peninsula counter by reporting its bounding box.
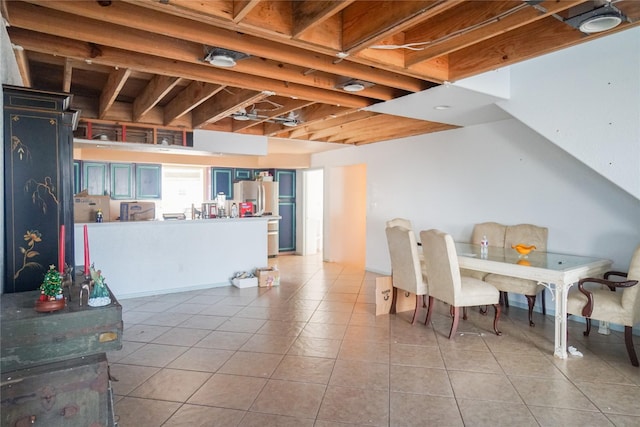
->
[74,217,274,298]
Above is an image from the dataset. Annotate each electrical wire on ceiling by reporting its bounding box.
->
[369,1,531,51]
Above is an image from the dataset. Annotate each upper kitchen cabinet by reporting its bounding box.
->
[82,161,108,196]
[73,160,81,195]
[276,170,296,199]
[234,168,254,181]
[135,164,162,199]
[110,163,134,200]
[212,168,233,199]
[3,85,78,293]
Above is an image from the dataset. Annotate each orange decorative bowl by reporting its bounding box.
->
[512,244,536,256]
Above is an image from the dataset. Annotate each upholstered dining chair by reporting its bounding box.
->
[484,224,548,326]
[460,222,507,281]
[385,225,429,324]
[566,244,640,366]
[420,229,501,339]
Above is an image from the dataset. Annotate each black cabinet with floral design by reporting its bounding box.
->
[3,85,78,293]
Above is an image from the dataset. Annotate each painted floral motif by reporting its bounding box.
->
[24,176,59,214]
[14,230,44,279]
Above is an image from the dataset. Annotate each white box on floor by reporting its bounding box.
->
[231,277,258,288]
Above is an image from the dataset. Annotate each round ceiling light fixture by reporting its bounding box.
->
[209,54,236,67]
[579,14,622,33]
[433,105,451,110]
[342,82,365,92]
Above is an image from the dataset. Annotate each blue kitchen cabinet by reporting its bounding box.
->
[275,169,296,252]
[110,163,134,199]
[82,161,109,196]
[234,168,254,181]
[135,164,162,199]
[212,168,233,199]
[73,160,81,195]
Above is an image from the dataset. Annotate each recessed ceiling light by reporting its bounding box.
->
[434,105,451,110]
[209,54,236,67]
[579,15,622,33]
[342,82,365,92]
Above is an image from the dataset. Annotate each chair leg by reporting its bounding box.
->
[410,295,420,325]
[463,306,468,320]
[390,287,398,314]
[493,303,502,336]
[448,306,460,339]
[525,295,536,327]
[501,291,509,307]
[541,289,546,315]
[624,326,639,367]
[479,305,487,315]
[584,318,592,336]
[424,296,435,326]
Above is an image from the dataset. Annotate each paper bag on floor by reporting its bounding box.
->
[395,289,417,313]
[376,276,416,315]
[375,276,393,315]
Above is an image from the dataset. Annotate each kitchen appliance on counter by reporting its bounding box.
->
[234,180,279,256]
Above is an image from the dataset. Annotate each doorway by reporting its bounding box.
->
[302,169,323,255]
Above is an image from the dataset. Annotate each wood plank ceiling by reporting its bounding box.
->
[3,0,639,146]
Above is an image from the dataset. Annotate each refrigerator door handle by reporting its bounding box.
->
[256,182,265,216]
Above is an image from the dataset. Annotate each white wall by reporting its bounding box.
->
[312,118,640,275]
[499,27,640,200]
[323,164,367,267]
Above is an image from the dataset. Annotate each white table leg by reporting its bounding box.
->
[554,281,568,359]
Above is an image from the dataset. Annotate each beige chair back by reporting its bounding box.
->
[385,226,428,296]
[386,218,413,230]
[471,222,507,247]
[420,229,460,305]
[504,224,548,252]
[623,245,640,324]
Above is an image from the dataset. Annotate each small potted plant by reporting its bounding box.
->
[35,265,66,312]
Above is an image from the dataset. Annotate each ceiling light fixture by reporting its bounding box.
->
[203,47,250,68]
[337,79,374,93]
[564,4,626,34]
[209,54,236,68]
[434,105,451,110]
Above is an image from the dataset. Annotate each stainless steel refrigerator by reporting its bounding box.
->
[233,180,280,256]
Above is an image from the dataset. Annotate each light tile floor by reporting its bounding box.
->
[110,254,640,426]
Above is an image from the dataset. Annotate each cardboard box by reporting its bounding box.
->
[231,277,258,288]
[74,195,111,223]
[256,267,280,287]
[120,202,156,221]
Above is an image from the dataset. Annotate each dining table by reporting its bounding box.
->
[455,242,612,359]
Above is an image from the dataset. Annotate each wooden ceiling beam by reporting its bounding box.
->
[292,0,354,38]
[191,89,268,128]
[15,0,429,91]
[8,28,373,109]
[404,0,587,66]
[341,0,463,54]
[99,67,131,119]
[164,81,224,126]
[233,0,261,23]
[133,75,182,122]
[7,2,403,101]
[11,44,32,87]
[62,58,73,92]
